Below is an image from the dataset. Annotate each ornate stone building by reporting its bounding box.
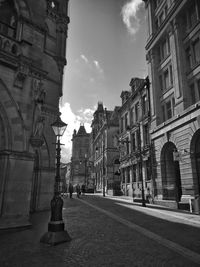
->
[71,125,90,187]
[0,0,70,228]
[91,102,120,195]
[118,77,151,200]
[144,0,200,212]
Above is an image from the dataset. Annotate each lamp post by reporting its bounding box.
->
[40,113,71,245]
[137,122,146,207]
[96,143,105,197]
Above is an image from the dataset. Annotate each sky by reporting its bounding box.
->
[60,0,147,162]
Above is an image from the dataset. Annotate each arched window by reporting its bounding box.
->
[0,0,17,38]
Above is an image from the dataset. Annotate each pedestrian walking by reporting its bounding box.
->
[81,184,86,195]
[76,184,81,198]
[69,183,73,198]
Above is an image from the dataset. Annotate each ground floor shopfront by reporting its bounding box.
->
[151,106,200,213]
[120,153,153,202]
[94,157,121,196]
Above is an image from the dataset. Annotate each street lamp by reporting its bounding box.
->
[137,123,146,207]
[40,113,71,245]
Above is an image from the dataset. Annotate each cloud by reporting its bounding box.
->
[77,55,104,79]
[60,102,95,162]
[80,54,89,64]
[121,0,144,35]
[93,60,104,74]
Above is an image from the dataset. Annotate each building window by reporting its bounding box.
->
[166,100,172,119]
[146,159,151,181]
[158,35,170,63]
[190,83,196,104]
[130,107,135,126]
[142,95,148,115]
[120,117,124,133]
[192,38,200,64]
[162,97,175,122]
[185,47,192,70]
[164,69,169,90]
[136,129,140,149]
[159,11,164,25]
[131,132,136,152]
[162,105,165,122]
[198,79,200,100]
[164,5,168,16]
[159,74,163,90]
[127,167,130,183]
[143,124,149,146]
[188,2,197,29]
[135,102,140,122]
[132,165,136,182]
[125,113,128,130]
[155,19,159,31]
[126,138,130,154]
[169,65,173,86]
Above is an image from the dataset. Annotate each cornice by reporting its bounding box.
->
[145,0,185,51]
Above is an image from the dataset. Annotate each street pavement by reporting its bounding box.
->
[0,193,200,267]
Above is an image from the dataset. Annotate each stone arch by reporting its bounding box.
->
[0,79,25,151]
[160,142,182,202]
[190,129,200,196]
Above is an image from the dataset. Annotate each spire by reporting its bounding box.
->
[77,125,87,135]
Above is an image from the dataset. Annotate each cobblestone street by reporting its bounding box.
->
[0,194,200,267]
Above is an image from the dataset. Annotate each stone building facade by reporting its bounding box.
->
[71,125,90,187]
[91,102,120,195]
[118,77,152,200]
[144,0,200,211]
[0,0,69,228]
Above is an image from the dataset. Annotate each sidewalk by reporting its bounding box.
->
[95,193,200,228]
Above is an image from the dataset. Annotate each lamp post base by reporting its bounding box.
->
[40,195,71,245]
[40,229,71,246]
[40,220,71,245]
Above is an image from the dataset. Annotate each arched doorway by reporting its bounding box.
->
[161,142,182,202]
[191,129,200,196]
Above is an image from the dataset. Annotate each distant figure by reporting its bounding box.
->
[81,184,86,195]
[76,184,81,198]
[69,183,73,198]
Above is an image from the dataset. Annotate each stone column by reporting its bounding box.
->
[168,21,182,100]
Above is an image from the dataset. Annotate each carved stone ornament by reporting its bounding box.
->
[14,64,29,88]
[30,135,44,148]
